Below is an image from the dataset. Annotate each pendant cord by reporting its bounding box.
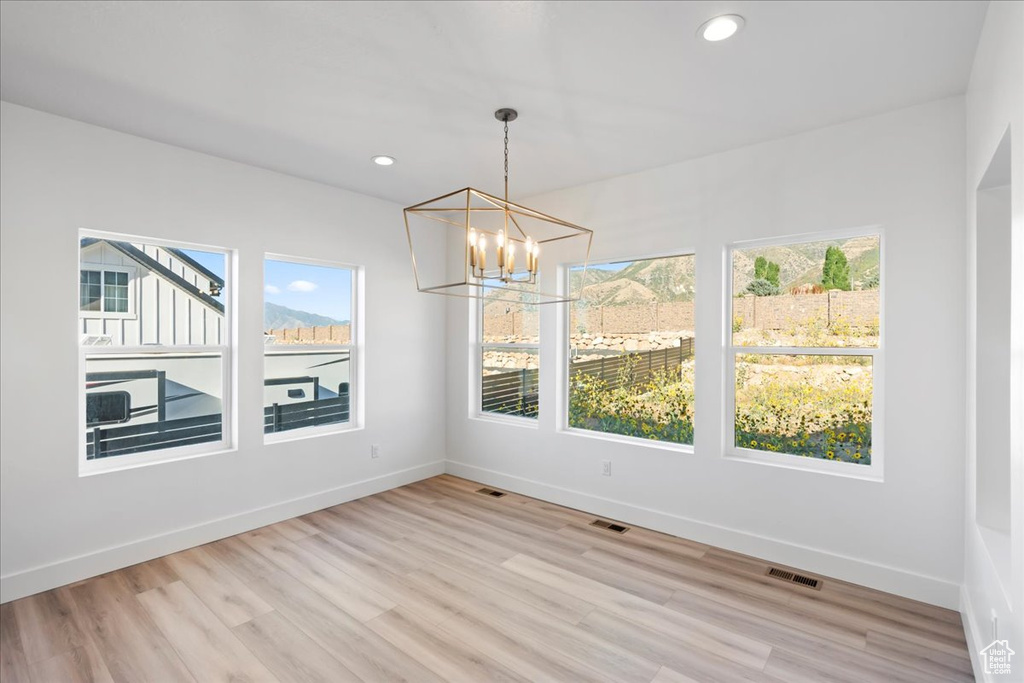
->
[503,118,509,202]
[499,118,507,202]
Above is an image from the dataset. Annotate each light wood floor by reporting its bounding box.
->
[0,475,973,682]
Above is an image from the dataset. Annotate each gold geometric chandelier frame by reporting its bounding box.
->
[403,108,592,305]
[403,186,592,304]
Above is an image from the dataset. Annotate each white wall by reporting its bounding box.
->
[963,1,1024,677]
[0,102,447,602]
[446,97,967,608]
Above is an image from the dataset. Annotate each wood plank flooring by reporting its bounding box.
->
[0,475,974,682]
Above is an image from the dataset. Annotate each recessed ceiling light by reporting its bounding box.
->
[698,14,744,42]
[372,155,395,166]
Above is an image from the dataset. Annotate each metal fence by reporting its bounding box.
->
[569,338,694,390]
[480,338,695,418]
[86,413,222,459]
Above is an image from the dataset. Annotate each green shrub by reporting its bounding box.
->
[745,278,779,297]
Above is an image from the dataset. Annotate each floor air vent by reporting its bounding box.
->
[476,487,507,498]
[767,566,822,590]
[591,519,630,534]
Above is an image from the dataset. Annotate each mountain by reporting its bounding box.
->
[569,256,696,306]
[264,302,348,329]
[733,236,880,293]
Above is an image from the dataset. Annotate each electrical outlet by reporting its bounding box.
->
[371,444,381,459]
[601,460,611,476]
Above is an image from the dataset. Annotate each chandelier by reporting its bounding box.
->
[403,108,592,304]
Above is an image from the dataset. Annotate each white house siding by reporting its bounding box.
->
[80,241,224,346]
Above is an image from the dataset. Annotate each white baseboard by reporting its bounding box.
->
[960,586,991,682]
[445,460,961,609]
[0,460,445,603]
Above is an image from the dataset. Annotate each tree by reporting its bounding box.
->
[754,256,768,280]
[753,256,781,289]
[821,246,851,290]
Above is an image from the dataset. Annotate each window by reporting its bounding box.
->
[479,295,539,419]
[79,268,132,314]
[80,235,230,471]
[727,233,882,475]
[264,256,358,439]
[104,271,129,312]
[80,270,101,310]
[566,253,695,446]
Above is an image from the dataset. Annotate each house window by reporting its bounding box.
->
[104,271,129,312]
[566,253,695,447]
[479,296,539,419]
[264,256,359,439]
[727,232,882,475]
[80,268,131,313]
[80,234,230,472]
[80,270,101,310]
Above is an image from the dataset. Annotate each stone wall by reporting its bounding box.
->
[482,290,879,339]
[265,324,351,344]
[731,290,879,331]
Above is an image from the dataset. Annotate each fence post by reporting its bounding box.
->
[91,427,102,459]
[272,403,281,432]
[339,383,350,422]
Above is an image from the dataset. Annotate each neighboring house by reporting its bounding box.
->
[80,237,224,346]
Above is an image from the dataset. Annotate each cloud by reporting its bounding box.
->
[264,284,281,295]
[287,280,318,292]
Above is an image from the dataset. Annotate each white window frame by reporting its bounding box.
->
[473,296,540,427]
[79,232,233,476]
[78,263,137,320]
[724,228,885,481]
[560,249,697,454]
[263,253,363,444]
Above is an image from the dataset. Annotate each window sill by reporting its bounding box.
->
[471,413,539,429]
[560,426,695,454]
[79,441,235,477]
[264,422,363,446]
[723,447,883,481]
[77,312,138,321]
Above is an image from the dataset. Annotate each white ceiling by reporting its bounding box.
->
[0,1,987,205]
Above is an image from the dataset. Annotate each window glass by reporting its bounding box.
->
[567,254,695,445]
[264,258,355,437]
[80,270,101,311]
[729,234,881,469]
[734,354,873,464]
[731,236,880,348]
[480,296,538,419]
[80,236,229,465]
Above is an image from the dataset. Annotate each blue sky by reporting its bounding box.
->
[178,250,352,321]
[264,259,352,322]
[575,261,630,272]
